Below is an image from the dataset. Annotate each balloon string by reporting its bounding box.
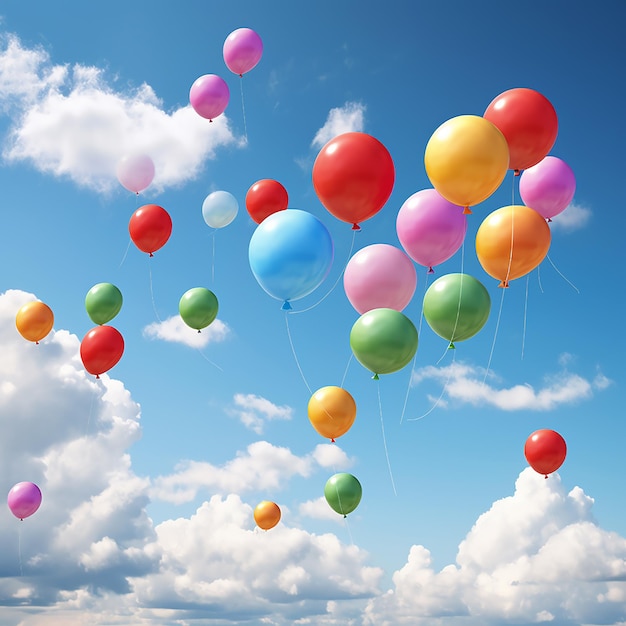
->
[376,380,397,496]
[194,346,224,372]
[118,238,132,269]
[483,284,507,386]
[18,521,23,576]
[239,77,248,144]
[537,263,544,294]
[211,231,216,285]
[85,384,97,436]
[340,352,354,389]
[148,260,163,323]
[288,230,357,315]
[503,206,516,288]
[408,349,457,421]
[546,254,580,293]
[284,313,313,394]
[521,274,530,360]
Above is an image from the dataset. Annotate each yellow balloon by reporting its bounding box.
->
[15,301,54,343]
[254,500,281,531]
[424,115,509,211]
[307,386,357,442]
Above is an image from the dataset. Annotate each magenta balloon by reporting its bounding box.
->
[344,244,417,314]
[519,156,576,219]
[396,189,468,272]
[116,154,155,193]
[189,74,230,121]
[223,28,263,76]
[7,481,42,520]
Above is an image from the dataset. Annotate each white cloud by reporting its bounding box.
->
[143,314,230,348]
[311,101,366,148]
[549,202,592,232]
[229,392,293,433]
[0,33,238,193]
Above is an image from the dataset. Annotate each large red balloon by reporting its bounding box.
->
[312,132,395,229]
[80,325,125,378]
[484,88,558,173]
[129,204,172,256]
[245,179,288,224]
[524,429,567,477]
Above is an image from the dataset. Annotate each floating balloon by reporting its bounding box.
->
[179,287,219,331]
[396,189,468,272]
[424,115,509,212]
[484,88,558,173]
[253,500,281,530]
[189,74,230,121]
[423,273,491,348]
[475,205,551,287]
[8,481,42,520]
[223,28,263,76]
[350,308,418,378]
[308,386,357,442]
[519,156,576,220]
[116,154,155,194]
[80,325,124,378]
[85,283,123,325]
[524,429,567,478]
[245,179,288,224]
[202,191,239,229]
[324,473,362,517]
[248,209,334,309]
[129,204,172,256]
[312,132,395,229]
[15,301,54,344]
[344,244,416,314]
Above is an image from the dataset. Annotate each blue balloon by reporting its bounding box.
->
[248,209,334,308]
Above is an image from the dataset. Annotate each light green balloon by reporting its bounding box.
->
[423,273,491,346]
[179,287,219,331]
[85,283,123,325]
[349,308,418,376]
[324,473,362,517]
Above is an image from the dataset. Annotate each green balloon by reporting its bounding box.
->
[179,287,219,331]
[350,308,418,376]
[85,283,123,325]
[423,273,491,346]
[324,473,362,517]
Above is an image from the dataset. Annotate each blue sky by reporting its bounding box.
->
[0,1,624,624]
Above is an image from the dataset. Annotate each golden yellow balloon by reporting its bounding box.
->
[15,301,54,343]
[307,386,357,442]
[424,115,510,212]
[254,500,281,531]
[475,205,551,287]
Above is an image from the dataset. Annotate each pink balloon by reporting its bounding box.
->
[396,189,468,272]
[519,155,576,220]
[344,244,417,314]
[223,28,263,76]
[189,74,230,121]
[116,154,155,194]
[8,481,42,520]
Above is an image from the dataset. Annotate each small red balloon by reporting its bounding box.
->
[80,325,125,378]
[129,204,172,256]
[312,132,395,229]
[245,179,288,224]
[484,88,558,173]
[524,429,567,477]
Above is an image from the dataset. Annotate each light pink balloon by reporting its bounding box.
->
[116,154,155,194]
[8,481,42,520]
[396,189,468,272]
[344,244,417,314]
[223,28,263,76]
[519,155,576,220]
[189,74,230,121]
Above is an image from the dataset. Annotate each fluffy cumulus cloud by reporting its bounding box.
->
[550,202,592,232]
[0,33,238,193]
[228,392,293,433]
[143,315,230,349]
[311,101,366,148]
[364,469,626,625]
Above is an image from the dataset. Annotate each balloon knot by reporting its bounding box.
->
[544,475,549,480]
[547,217,552,223]
[331,438,336,443]
[498,280,509,288]
[343,514,347,519]
[448,342,455,349]
[351,223,361,231]
[427,266,434,274]
[209,119,213,123]
[514,169,521,177]
[372,373,379,380]
[96,374,100,380]
[239,73,243,78]
[35,341,39,345]
[197,329,201,334]
[281,301,292,311]
[149,252,154,257]
[463,206,472,215]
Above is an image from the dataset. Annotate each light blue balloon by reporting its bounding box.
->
[248,209,334,307]
[202,190,239,228]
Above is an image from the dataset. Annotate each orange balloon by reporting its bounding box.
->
[307,386,357,442]
[475,205,551,287]
[254,500,281,530]
[424,115,509,212]
[16,301,54,343]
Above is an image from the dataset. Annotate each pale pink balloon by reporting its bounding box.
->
[223,28,263,76]
[189,74,230,121]
[116,154,155,194]
[396,189,468,272]
[7,481,42,520]
[519,155,576,220]
[344,244,417,314]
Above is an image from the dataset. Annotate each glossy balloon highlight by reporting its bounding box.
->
[8,481,42,520]
[524,429,567,477]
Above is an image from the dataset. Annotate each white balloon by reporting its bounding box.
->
[202,191,239,228]
[116,154,155,193]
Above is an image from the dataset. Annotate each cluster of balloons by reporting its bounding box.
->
[8,481,42,521]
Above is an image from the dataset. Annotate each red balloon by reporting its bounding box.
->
[129,204,172,256]
[245,179,288,224]
[80,325,125,378]
[524,429,567,477]
[484,88,558,173]
[312,132,395,229]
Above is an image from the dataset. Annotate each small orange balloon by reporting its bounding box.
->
[308,386,357,442]
[16,301,54,343]
[475,205,551,287]
[254,500,281,530]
